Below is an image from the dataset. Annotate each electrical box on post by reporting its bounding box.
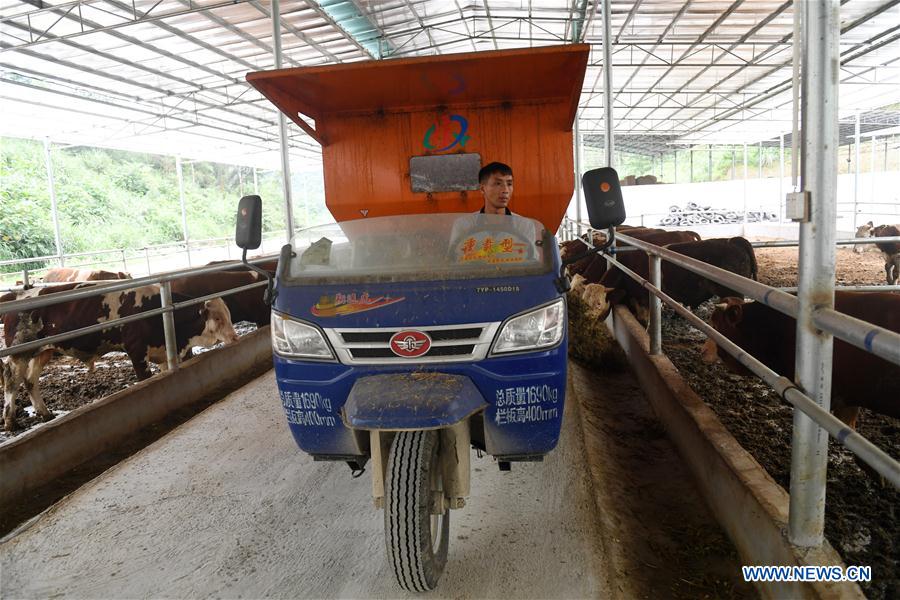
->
[785,190,810,222]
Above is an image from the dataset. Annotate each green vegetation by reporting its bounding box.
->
[1,137,328,274]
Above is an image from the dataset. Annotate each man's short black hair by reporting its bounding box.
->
[478,162,513,184]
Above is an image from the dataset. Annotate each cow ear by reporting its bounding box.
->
[724,303,743,326]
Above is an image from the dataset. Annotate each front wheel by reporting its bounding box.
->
[384,430,450,591]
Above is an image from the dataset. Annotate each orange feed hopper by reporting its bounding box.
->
[246,45,589,232]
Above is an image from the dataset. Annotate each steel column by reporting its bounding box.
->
[43,138,64,267]
[790,0,839,548]
[176,156,191,267]
[853,111,860,228]
[758,141,763,180]
[870,136,877,208]
[648,255,662,355]
[253,167,259,195]
[779,134,785,222]
[272,0,295,241]
[689,147,693,182]
[574,115,584,236]
[743,143,749,229]
[159,281,179,371]
[602,0,614,168]
[732,145,736,180]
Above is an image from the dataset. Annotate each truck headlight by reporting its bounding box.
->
[490,298,566,355]
[271,311,334,360]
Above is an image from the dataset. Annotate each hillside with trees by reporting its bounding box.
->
[1,137,327,274]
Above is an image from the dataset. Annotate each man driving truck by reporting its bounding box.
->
[478,161,515,215]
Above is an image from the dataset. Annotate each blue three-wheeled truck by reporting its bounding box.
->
[234,44,625,591]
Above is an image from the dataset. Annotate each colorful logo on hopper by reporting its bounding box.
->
[390,330,431,358]
[311,292,404,317]
[423,114,470,152]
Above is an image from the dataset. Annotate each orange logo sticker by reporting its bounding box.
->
[311,293,405,317]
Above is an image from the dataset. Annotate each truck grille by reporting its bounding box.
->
[324,322,500,365]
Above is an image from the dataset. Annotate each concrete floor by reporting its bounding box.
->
[1,371,613,599]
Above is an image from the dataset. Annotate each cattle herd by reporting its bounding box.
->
[0,262,275,432]
[1,227,898,439]
[561,224,900,440]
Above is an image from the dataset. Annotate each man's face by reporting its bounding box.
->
[480,172,513,214]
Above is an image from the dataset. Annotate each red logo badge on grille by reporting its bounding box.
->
[389,330,431,358]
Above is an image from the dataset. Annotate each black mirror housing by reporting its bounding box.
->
[582,167,626,229]
[236,195,263,250]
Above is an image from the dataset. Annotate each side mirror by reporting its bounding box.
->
[582,167,626,229]
[235,195,262,250]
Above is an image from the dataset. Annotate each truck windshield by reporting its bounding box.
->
[286,213,552,284]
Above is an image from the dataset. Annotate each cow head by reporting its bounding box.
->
[202,298,239,345]
[581,283,619,321]
[701,297,752,375]
[855,222,874,241]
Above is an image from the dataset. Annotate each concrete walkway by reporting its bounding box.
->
[1,371,612,599]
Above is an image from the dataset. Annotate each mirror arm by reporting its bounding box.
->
[561,226,616,267]
[242,248,278,306]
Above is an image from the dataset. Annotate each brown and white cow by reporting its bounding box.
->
[870,224,900,284]
[1,283,237,431]
[43,268,132,283]
[701,291,900,429]
[597,237,757,322]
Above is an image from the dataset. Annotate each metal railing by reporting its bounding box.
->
[560,217,900,492]
[750,236,900,248]
[0,254,276,371]
[0,230,289,288]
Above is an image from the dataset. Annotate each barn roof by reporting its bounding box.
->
[1,0,899,167]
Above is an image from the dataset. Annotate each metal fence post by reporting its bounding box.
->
[176,156,191,267]
[853,111,861,229]
[121,250,128,271]
[790,0,839,548]
[649,255,662,355]
[602,0,614,169]
[159,281,179,372]
[272,0,295,241]
[22,269,30,287]
[574,116,584,238]
[779,134,785,222]
[43,138,65,267]
[743,142,749,232]
[144,248,152,276]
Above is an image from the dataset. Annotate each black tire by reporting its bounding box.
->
[384,430,450,592]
